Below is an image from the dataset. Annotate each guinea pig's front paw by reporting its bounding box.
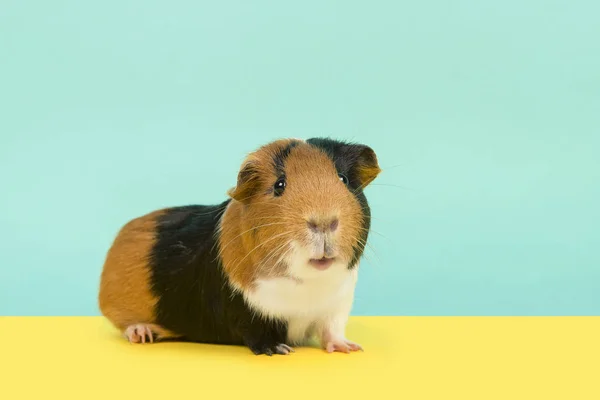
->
[323,338,363,354]
[248,342,294,356]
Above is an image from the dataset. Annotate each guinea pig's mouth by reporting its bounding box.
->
[309,257,336,270]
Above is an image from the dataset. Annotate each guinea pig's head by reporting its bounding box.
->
[219,137,381,287]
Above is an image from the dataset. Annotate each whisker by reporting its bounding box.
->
[380,163,407,171]
[260,239,290,271]
[238,202,299,214]
[369,183,411,191]
[355,225,390,242]
[241,215,297,223]
[354,236,382,266]
[355,243,377,266]
[229,190,272,204]
[180,204,229,217]
[360,251,375,265]
[266,241,294,276]
[352,180,371,195]
[215,222,293,260]
[243,231,303,277]
[229,229,304,274]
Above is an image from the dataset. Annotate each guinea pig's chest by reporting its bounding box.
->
[242,266,357,319]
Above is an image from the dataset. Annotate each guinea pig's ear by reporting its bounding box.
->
[227,157,262,203]
[350,144,381,189]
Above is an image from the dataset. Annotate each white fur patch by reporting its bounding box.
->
[242,242,359,345]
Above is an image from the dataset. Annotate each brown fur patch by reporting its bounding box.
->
[356,147,382,188]
[219,140,370,290]
[98,209,177,339]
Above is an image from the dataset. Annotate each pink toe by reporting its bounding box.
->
[147,328,154,343]
[347,342,362,351]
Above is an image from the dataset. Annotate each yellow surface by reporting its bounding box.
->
[1,317,599,399]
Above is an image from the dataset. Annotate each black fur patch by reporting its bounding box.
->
[148,200,289,354]
[306,137,372,269]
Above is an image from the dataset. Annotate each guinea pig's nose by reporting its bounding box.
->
[307,217,339,233]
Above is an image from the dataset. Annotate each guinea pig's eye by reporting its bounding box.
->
[274,177,286,196]
[338,173,349,185]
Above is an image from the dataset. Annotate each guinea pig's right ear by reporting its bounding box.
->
[227,157,262,204]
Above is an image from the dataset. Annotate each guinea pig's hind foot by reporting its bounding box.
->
[124,323,156,344]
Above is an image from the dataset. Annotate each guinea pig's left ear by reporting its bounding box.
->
[351,145,381,188]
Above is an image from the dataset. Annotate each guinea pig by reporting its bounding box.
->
[98,137,381,355]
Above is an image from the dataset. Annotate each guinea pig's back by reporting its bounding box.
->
[98,201,234,342]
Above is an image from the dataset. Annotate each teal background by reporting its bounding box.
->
[1,1,599,316]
